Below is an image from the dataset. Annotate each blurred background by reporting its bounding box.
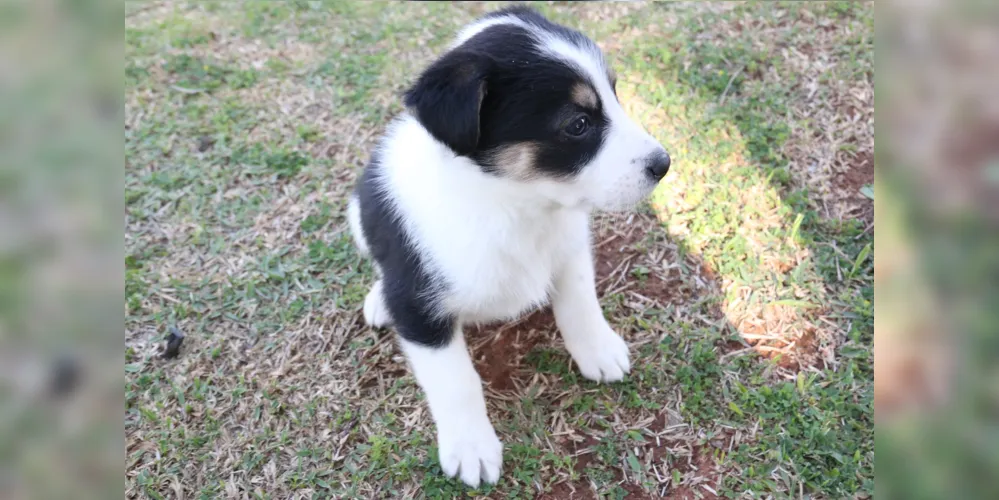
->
[0,0,996,498]
[876,0,999,497]
[0,0,121,499]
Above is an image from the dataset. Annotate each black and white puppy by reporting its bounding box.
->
[347,7,670,487]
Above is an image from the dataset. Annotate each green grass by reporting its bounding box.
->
[126,2,873,498]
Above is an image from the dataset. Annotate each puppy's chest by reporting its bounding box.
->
[443,218,579,323]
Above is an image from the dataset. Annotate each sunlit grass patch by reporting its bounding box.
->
[605,4,873,495]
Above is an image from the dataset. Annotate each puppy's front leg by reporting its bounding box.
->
[552,246,632,382]
[399,328,502,487]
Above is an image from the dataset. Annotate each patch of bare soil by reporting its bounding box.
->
[469,310,554,392]
[541,436,602,500]
[546,432,657,500]
[645,414,729,499]
[593,212,689,309]
[541,482,599,500]
[666,445,723,500]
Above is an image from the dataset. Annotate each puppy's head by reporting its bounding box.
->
[404,6,671,210]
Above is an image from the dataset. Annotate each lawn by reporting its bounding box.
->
[125,2,874,498]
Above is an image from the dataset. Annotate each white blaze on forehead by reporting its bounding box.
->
[450,15,531,49]
[533,33,619,115]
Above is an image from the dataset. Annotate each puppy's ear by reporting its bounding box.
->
[404,51,490,157]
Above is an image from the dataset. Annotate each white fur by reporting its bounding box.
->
[400,332,502,487]
[552,243,632,381]
[450,15,531,49]
[375,115,596,323]
[347,196,368,255]
[363,279,391,328]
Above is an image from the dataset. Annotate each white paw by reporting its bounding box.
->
[438,418,503,488]
[564,326,631,382]
[363,281,391,328]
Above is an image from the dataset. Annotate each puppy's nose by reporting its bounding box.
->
[644,151,671,181]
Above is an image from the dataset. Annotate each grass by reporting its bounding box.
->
[125,2,873,498]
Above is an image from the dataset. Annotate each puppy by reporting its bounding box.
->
[347,6,671,487]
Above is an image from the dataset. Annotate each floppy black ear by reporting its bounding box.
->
[403,51,490,157]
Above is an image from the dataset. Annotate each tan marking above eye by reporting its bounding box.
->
[570,82,599,109]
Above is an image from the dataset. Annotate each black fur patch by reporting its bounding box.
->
[403,6,612,178]
[355,151,456,348]
[403,52,489,158]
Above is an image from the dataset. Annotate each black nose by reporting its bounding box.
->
[644,152,671,181]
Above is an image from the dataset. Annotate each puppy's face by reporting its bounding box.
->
[405,7,671,210]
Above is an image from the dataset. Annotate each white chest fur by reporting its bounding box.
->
[441,206,587,323]
[378,116,591,324]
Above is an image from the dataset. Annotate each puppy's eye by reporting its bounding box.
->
[565,116,590,137]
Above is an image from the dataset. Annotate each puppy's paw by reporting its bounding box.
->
[363,282,391,328]
[438,418,503,488]
[564,326,631,383]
